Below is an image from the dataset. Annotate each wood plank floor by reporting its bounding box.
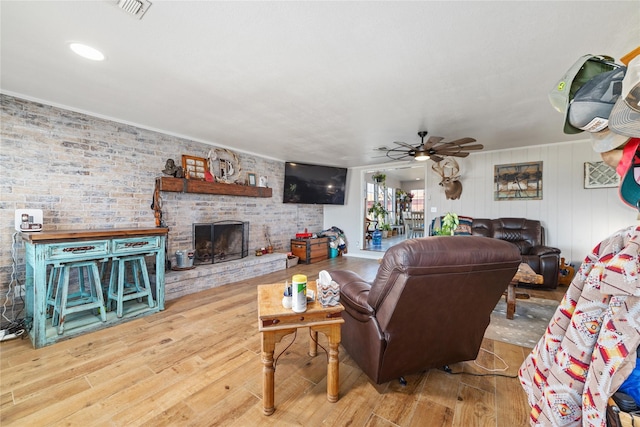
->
[0,255,564,426]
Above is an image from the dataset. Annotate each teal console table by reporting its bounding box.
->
[20,227,168,348]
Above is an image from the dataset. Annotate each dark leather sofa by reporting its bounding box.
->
[329,236,521,385]
[471,218,561,289]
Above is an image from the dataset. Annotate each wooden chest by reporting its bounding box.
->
[290,237,329,264]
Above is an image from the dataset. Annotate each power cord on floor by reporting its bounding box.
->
[1,232,27,341]
[0,320,26,341]
[443,348,519,379]
[273,330,297,370]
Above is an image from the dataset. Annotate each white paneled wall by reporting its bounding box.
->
[324,140,636,266]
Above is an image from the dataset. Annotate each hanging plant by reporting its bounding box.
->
[372,172,386,184]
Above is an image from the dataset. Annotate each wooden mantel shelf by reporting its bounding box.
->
[156,177,272,198]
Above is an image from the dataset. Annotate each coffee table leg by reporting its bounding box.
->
[261,329,297,415]
[309,329,318,356]
[310,323,342,402]
[327,337,339,402]
[506,281,516,320]
[261,332,276,416]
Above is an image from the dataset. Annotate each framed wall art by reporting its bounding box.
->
[182,155,208,180]
[584,161,619,188]
[494,161,543,200]
[247,172,257,186]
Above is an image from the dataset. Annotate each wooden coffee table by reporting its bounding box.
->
[257,282,344,415]
[505,263,543,319]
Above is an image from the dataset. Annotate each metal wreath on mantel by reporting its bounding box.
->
[208,148,242,184]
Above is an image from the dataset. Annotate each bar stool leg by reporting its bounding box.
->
[107,259,117,313]
[57,267,71,335]
[55,261,107,335]
[46,265,61,319]
[90,263,107,323]
[138,258,154,308]
[108,255,155,318]
[52,266,67,327]
[117,257,126,318]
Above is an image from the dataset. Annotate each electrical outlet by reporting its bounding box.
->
[430,207,437,213]
[15,285,25,296]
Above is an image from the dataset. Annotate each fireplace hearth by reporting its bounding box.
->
[193,221,248,264]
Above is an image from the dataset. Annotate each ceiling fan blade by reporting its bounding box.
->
[456,144,483,150]
[387,147,415,155]
[388,132,479,163]
[446,152,470,158]
[386,150,414,161]
[429,149,457,156]
[393,141,417,150]
[423,136,443,150]
[437,143,484,151]
[435,151,466,157]
[447,137,477,145]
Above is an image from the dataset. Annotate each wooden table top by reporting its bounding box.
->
[513,262,544,285]
[20,227,169,243]
[257,282,344,332]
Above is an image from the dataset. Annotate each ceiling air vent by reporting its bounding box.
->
[117,0,152,19]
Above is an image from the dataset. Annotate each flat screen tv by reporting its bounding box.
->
[283,162,347,205]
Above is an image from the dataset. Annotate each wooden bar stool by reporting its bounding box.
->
[46,265,93,315]
[107,254,155,318]
[47,260,107,335]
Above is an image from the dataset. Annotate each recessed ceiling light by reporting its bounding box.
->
[69,43,105,61]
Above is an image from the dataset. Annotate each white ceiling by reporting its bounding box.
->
[1,1,639,169]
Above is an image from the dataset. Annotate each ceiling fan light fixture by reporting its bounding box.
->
[385,130,481,163]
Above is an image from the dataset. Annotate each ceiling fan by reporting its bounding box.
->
[386,131,483,163]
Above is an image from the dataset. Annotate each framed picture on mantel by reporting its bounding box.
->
[248,173,257,186]
[182,155,208,180]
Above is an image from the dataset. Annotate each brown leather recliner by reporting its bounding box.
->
[471,218,561,289]
[329,236,521,385]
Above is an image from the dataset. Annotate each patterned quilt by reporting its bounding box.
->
[519,225,640,426]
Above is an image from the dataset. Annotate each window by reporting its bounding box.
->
[410,189,424,212]
[366,182,396,223]
[366,182,375,218]
[386,186,395,224]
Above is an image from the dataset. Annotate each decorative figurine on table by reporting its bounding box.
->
[162,158,184,178]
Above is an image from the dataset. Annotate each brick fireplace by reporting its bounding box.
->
[193,221,249,264]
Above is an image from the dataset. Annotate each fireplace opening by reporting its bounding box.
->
[193,221,249,264]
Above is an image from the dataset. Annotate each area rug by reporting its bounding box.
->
[484,297,559,348]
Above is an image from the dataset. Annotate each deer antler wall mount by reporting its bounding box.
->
[432,158,462,200]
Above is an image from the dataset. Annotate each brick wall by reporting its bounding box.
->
[0,95,324,305]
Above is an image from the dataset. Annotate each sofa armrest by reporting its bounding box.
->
[530,245,561,257]
[328,270,374,318]
[523,247,561,288]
